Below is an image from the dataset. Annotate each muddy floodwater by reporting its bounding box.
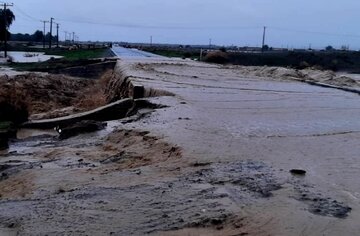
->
[0,58,359,235]
[121,59,360,235]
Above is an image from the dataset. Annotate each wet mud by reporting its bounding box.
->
[0,127,353,235]
[292,180,352,218]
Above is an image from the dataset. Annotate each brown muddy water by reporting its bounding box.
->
[0,59,359,235]
[118,59,360,235]
[16,129,58,140]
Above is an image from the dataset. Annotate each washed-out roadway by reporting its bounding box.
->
[0,57,359,235]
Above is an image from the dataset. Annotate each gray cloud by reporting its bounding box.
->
[10,0,360,49]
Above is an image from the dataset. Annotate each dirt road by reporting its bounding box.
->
[0,58,359,235]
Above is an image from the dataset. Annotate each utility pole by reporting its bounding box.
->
[1,3,14,58]
[150,36,152,47]
[49,17,54,49]
[261,26,267,52]
[64,31,68,44]
[41,20,49,49]
[209,38,212,49]
[72,32,75,43]
[56,23,59,48]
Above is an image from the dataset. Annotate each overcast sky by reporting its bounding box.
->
[10,0,360,49]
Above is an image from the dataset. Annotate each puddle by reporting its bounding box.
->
[16,129,58,140]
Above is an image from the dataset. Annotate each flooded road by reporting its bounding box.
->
[111,46,163,58]
[0,58,359,235]
[119,59,360,235]
[0,52,62,63]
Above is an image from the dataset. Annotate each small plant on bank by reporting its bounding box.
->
[204,51,230,64]
[0,80,30,124]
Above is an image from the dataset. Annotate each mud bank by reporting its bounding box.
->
[53,60,117,79]
[0,73,95,115]
[105,61,174,103]
[225,65,360,94]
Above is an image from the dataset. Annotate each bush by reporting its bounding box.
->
[75,70,112,110]
[183,52,192,58]
[298,61,310,69]
[204,51,229,64]
[0,87,29,124]
[219,47,227,53]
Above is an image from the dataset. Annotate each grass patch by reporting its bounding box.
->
[143,48,200,59]
[9,59,101,72]
[46,48,112,60]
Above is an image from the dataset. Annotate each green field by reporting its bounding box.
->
[142,47,201,59]
[46,48,113,60]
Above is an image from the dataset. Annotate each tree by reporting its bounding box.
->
[219,47,227,53]
[44,32,57,42]
[0,8,15,43]
[262,44,269,51]
[10,31,45,42]
[32,30,44,42]
[325,45,334,51]
[0,8,15,57]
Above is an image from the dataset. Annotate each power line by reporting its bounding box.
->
[269,26,360,38]
[12,6,261,31]
[13,5,40,22]
[56,17,262,30]
[41,20,49,49]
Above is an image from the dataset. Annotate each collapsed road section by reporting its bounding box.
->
[0,57,359,235]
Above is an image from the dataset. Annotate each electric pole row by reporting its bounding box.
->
[44,18,62,49]
[49,17,53,49]
[41,20,49,49]
[56,23,59,48]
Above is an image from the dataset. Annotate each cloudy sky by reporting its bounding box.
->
[9,0,360,49]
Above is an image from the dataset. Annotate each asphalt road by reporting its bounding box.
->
[111,46,163,58]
